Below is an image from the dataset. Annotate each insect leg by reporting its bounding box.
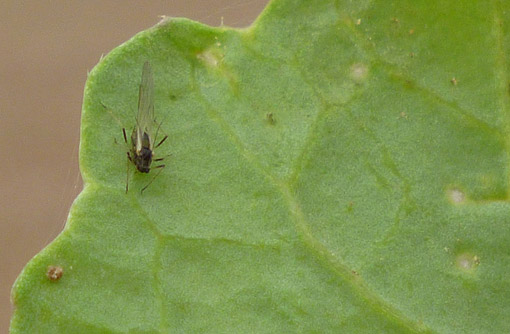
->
[153,120,164,147]
[122,128,128,144]
[153,152,171,162]
[140,164,165,194]
[155,135,168,149]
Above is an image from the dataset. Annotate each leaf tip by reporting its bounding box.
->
[156,15,173,27]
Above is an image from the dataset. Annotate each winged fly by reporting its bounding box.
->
[123,61,168,194]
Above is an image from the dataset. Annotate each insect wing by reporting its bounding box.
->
[136,61,155,151]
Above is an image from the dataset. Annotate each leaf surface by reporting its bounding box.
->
[11,0,510,333]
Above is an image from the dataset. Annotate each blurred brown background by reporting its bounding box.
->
[0,0,269,331]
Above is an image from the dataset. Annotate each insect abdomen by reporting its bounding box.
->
[134,147,152,173]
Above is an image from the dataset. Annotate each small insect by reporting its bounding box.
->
[46,265,63,281]
[123,61,168,193]
[266,112,276,125]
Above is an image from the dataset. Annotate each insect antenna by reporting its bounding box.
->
[126,152,133,193]
[155,135,168,149]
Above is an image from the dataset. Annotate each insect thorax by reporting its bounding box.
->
[131,130,153,173]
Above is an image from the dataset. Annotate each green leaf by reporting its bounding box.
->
[11,0,510,333]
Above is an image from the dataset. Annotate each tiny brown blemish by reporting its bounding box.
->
[266,112,276,125]
[346,201,354,212]
[404,79,415,89]
[409,29,415,35]
[47,266,63,281]
[391,17,399,23]
[451,77,458,86]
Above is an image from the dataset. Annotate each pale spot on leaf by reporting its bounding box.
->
[350,63,368,83]
[448,188,465,204]
[456,253,480,271]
